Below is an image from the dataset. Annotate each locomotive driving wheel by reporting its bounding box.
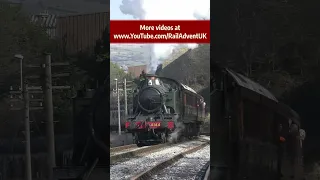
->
[133,133,144,147]
[137,142,144,147]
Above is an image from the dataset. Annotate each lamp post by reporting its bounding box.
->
[14,54,24,93]
[14,54,32,180]
[115,79,121,135]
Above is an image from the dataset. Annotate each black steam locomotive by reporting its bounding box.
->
[125,73,206,146]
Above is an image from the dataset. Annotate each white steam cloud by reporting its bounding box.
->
[167,114,185,143]
[168,122,185,143]
[119,0,145,19]
[118,0,210,72]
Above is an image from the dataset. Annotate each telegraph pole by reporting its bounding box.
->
[10,53,70,179]
[116,79,121,135]
[23,82,32,180]
[124,78,128,118]
[44,53,56,180]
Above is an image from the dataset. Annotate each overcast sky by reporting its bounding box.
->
[110,0,210,20]
[110,0,134,20]
[110,0,210,67]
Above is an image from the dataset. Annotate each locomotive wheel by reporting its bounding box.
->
[137,142,144,147]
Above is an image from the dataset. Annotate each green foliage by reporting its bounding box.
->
[0,6,55,55]
[72,26,109,88]
[162,46,189,68]
[110,62,134,88]
[110,62,126,80]
[0,5,60,137]
[156,45,210,109]
[73,52,107,88]
[95,27,109,60]
[0,5,56,96]
[159,45,210,92]
[75,26,135,89]
[212,0,320,98]
[211,0,320,165]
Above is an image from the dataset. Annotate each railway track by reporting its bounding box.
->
[110,144,138,154]
[110,133,210,152]
[110,136,210,180]
[110,143,169,164]
[110,135,210,157]
[133,142,210,180]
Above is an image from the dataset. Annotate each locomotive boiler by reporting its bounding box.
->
[125,74,206,146]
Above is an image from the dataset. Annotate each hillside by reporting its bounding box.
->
[158,44,210,106]
[110,44,190,68]
[162,46,190,67]
[110,44,151,66]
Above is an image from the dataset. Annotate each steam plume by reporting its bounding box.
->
[119,0,207,72]
[193,9,210,20]
[119,0,146,19]
[120,0,158,72]
[168,115,185,143]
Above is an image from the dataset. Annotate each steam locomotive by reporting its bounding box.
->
[125,74,206,146]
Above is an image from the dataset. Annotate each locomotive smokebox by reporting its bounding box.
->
[138,87,163,112]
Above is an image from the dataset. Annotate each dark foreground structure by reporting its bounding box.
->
[53,83,108,179]
[211,64,304,180]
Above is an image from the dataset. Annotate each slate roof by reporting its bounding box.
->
[226,68,278,102]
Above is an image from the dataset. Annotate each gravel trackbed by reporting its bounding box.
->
[150,145,210,180]
[110,139,207,180]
